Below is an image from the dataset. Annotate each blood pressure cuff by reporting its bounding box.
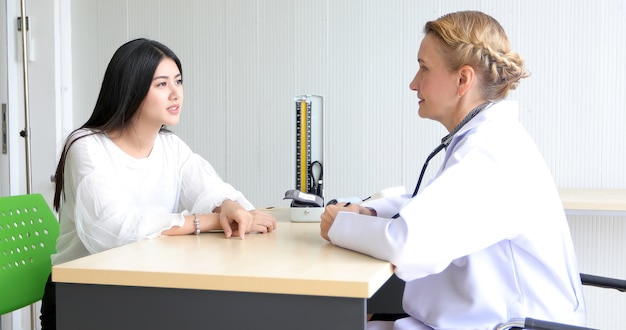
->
[283,189,324,208]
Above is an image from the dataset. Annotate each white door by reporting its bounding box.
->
[1,0,23,198]
[1,0,70,202]
[2,1,31,329]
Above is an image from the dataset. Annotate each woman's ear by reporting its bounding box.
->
[457,65,475,97]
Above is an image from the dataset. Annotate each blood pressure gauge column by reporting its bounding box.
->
[294,95,324,198]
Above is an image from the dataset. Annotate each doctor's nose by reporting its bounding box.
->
[409,72,419,91]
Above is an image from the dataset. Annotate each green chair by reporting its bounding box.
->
[0,193,59,316]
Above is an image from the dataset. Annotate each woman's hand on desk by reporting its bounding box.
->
[250,210,277,233]
[227,210,277,238]
[219,200,277,239]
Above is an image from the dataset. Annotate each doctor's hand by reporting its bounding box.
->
[320,202,359,241]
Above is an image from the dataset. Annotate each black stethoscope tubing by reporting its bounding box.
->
[392,102,494,219]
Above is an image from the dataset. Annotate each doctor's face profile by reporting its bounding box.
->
[409,34,459,126]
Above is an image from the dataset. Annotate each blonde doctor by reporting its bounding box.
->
[321,11,586,329]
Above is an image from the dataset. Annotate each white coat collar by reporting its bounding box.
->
[449,100,519,144]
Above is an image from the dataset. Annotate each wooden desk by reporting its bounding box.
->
[52,215,394,330]
[559,189,626,216]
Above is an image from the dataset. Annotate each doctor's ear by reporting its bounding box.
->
[457,65,475,97]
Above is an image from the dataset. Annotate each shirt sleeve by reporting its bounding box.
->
[177,152,254,213]
[165,134,254,214]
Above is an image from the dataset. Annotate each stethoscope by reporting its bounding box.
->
[308,161,323,198]
[392,101,493,219]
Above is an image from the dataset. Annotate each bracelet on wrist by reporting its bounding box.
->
[192,214,200,235]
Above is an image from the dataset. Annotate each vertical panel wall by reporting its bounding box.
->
[69,1,626,328]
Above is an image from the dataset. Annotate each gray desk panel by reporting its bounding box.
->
[367,274,405,314]
[57,283,367,330]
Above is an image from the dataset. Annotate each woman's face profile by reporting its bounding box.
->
[136,58,184,130]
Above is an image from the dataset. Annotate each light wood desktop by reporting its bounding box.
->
[52,208,395,330]
[559,189,626,216]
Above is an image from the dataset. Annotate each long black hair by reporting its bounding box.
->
[53,38,183,211]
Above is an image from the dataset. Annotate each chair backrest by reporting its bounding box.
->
[0,194,59,315]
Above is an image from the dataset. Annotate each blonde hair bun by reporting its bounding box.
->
[424,11,530,101]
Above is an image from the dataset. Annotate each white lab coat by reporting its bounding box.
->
[52,129,253,265]
[328,101,586,329]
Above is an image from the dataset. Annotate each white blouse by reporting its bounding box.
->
[329,101,587,329]
[52,129,253,265]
